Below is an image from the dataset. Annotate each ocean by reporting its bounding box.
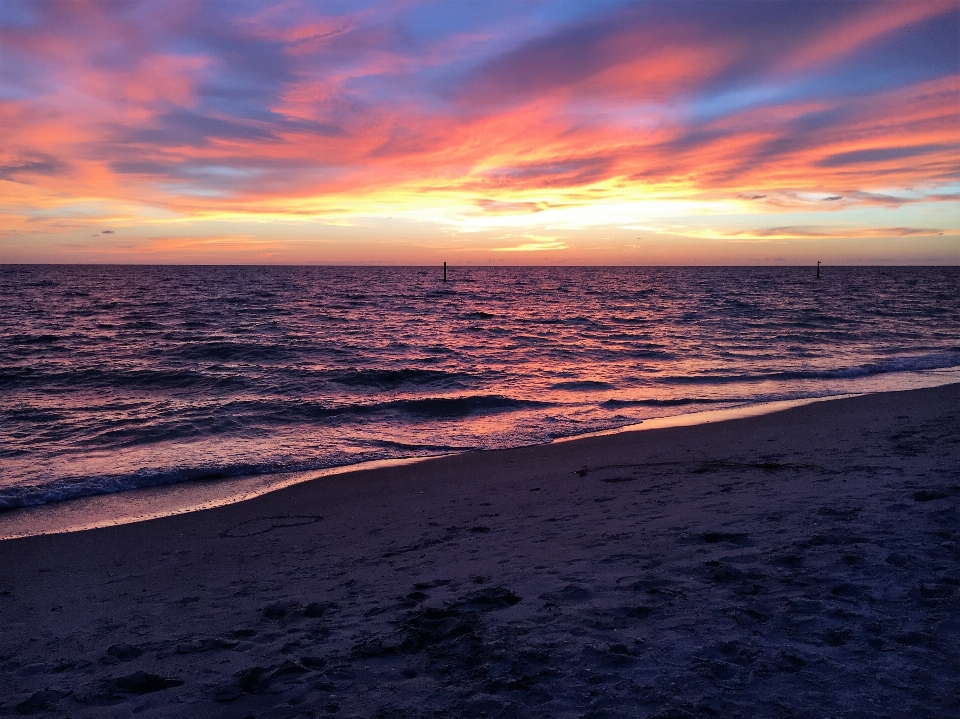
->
[2,265,959,519]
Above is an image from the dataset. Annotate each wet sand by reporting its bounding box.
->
[0,384,958,718]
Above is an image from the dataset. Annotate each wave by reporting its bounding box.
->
[378,395,546,417]
[330,368,468,389]
[660,350,960,385]
[0,367,249,391]
[1,393,548,456]
[364,439,470,452]
[0,440,467,511]
[550,380,616,391]
[0,463,270,511]
[175,339,293,362]
[299,394,549,420]
[203,394,546,425]
[601,397,730,408]
[6,333,64,345]
[0,430,477,510]
[0,365,473,393]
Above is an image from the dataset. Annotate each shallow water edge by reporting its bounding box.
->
[4,373,958,541]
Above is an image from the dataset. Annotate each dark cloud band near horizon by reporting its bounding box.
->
[1,0,958,264]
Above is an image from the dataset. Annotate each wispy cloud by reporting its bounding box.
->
[490,236,567,252]
[1,0,957,262]
[663,225,953,241]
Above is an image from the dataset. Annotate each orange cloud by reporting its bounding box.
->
[1,0,957,263]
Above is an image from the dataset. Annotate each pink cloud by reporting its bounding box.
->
[0,0,956,254]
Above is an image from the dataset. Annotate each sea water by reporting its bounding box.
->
[2,265,958,523]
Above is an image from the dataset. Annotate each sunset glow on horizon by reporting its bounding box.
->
[1,0,958,264]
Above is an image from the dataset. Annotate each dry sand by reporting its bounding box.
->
[0,384,958,718]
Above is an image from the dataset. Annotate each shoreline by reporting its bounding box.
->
[0,392,878,542]
[0,383,957,717]
[3,369,960,541]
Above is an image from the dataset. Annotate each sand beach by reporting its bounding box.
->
[0,383,958,718]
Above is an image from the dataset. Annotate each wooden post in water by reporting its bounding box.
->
[817,260,821,279]
[443,262,447,283]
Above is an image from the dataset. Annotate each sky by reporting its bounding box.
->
[1,0,958,265]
